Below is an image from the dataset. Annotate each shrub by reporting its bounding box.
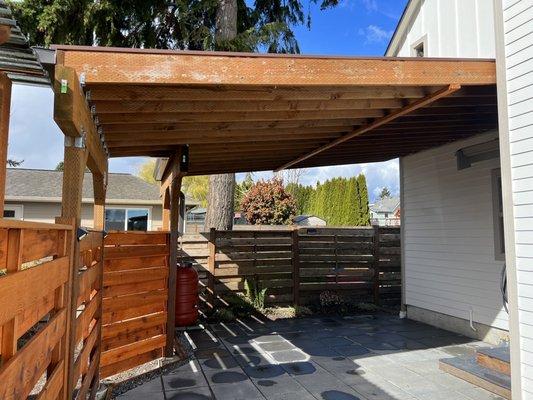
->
[240,178,297,225]
[244,278,267,310]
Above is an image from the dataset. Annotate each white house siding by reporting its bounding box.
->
[392,0,495,58]
[402,132,508,330]
[496,0,533,397]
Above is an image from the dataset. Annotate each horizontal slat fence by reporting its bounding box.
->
[70,229,104,399]
[179,226,401,308]
[101,231,169,378]
[0,219,73,400]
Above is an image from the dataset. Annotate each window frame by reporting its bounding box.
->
[3,204,23,220]
[411,35,427,57]
[492,168,505,261]
[105,206,152,231]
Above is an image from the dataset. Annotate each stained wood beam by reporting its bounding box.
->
[87,85,431,101]
[0,73,12,215]
[101,119,366,133]
[55,46,496,86]
[97,109,384,124]
[92,98,404,114]
[275,84,462,171]
[54,65,108,176]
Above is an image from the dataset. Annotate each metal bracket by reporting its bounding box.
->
[64,129,86,148]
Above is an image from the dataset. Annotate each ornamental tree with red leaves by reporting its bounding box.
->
[240,178,297,225]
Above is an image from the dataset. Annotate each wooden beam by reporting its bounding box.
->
[97,109,384,124]
[91,98,404,114]
[54,65,108,176]
[57,47,496,86]
[0,73,12,215]
[275,84,462,171]
[102,119,366,134]
[87,85,430,102]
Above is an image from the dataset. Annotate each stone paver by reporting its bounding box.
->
[115,314,506,400]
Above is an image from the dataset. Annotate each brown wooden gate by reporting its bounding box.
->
[100,231,170,378]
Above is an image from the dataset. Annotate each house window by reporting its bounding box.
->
[492,169,505,261]
[413,42,424,57]
[105,208,150,231]
[411,36,427,57]
[3,205,23,220]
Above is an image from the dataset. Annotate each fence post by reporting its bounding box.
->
[207,228,216,309]
[292,228,300,307]
[373,225,380,305]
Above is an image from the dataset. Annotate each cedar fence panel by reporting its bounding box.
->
[180,226,401,308]
[101,231,169,378]
[0,219,73,400]
[70,229,104,399]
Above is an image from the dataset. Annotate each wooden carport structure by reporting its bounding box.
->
[0,43,499,399]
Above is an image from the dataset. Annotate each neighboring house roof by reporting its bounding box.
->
[0,1,48,84]
[293,215,325,223]
[5,168,199,206]
[370,197,400,214]
[385,0,420,57]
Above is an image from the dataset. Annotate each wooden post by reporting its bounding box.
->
[162,187,170,231]
[92,172,106,230]
[165,151,184,357]
[292,228,300,307]
[0,229,22,361]
[373,225,381,305]
[207,227,216,309]
[0,73,12,215]
[60,142,88,396]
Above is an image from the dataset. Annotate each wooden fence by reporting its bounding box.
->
[69,228,104,399]
[179,226,401,308]
[100,231,169,378]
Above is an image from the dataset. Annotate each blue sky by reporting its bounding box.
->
[8,0,407,202]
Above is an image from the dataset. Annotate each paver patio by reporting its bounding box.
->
[115,314,505,400]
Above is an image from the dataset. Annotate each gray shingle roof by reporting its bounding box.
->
[370,197,400,213]
[6,168,163,203]
[0,1,48,84]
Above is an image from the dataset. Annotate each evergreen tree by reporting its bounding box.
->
[357,174,370,226]
[379,187,392,199]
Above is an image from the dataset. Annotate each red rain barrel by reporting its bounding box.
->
[175,262,199,327]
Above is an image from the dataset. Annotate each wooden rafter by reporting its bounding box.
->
[275,84,462,171]
[54,65,108,176]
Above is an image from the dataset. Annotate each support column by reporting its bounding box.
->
[93,172,106,230]
[0,73,12,215]
[59,139,88,396]
[165,149,185,356]
[162,187,171,231]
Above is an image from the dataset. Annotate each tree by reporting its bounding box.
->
[286,183,314,215]
[205,0,238,230]
[357,174,370,226]
[240,178,296,225]
[182,175,209,207]
[54,161,64,171]
[137,159,156,184]
[379,187,392,199]
[234,172,254,211]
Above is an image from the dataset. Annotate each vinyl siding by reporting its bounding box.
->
[499,0,533,397]
[6,201,163,230]
[402,132,508,330]
[393,0,495,58]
